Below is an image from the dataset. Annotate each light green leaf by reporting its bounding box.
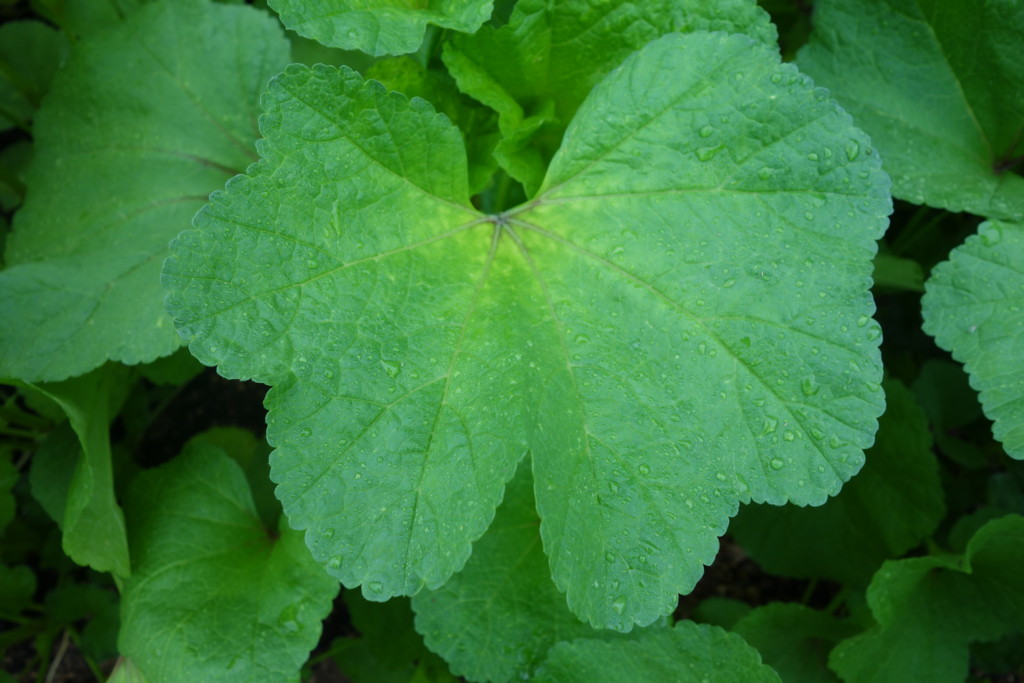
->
[733,603,856,683]
[442,0,777,194]
[729,379,944,586]
[119,442,339,683]
[31,364,132,578]
[412,461,598,682]
[829,515,1024,683]
[0,21,68,131]
[922,220,1024,459]
[267,0,494,56]
[165,31,889,630]
[533,621,781,683]
[797,0,1024,220]
[0,0,289,383]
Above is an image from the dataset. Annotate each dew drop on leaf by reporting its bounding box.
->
[769,458,785,470]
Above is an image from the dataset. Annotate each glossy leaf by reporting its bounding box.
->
[0,0,288,382]
[533,621,781,682]
[729,379,944,585]
[922,220,1024,459]
[267,0,493,56]
[829,515,1024,683]
[119,441,339,683]
[797,0,1024,220]
[165,31,889,630]
[442,0,776,193]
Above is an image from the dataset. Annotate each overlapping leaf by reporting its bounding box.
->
[267,0,493,56]
[797,0,1024,220]
[533,621,781,682]
[730,379,944,585]
[119,441,338,683]
[165,31,889,630]
[829,515,1024,683]
[442,0,776,193]
[0,21,67,132]
[0,0,288,382]
[922,220,1024,459]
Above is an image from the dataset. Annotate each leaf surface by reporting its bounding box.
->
[797,0,1024,220]
[411,462,600,682]
[165,32,889,630]
[0,0,288,382]
[267,0,493,56]
[533,621,781,682]
[0,21,68,132]
[729,379,944,585]
[119,441,339,683]
[829,515,1024,683]
[922,220,1024,459]
[442,0,776,193]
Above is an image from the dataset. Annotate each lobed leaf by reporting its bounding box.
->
[829,515,1024,683]
[532,621,781,682]
[0,0,289,382]
[922,220,1024,459]
[267,0,494,56]
[729,379,944,585]
[797,0,1024,220]
[119,441,339,683]
[165,31,889,630]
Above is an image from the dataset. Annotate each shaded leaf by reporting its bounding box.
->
[119,442,339,683]
[0,21,68,131]
[829,515,1024,683]
[165,31,889,630]
[0,0,289,382]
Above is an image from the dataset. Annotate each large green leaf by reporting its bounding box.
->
[442,0,776,193]
[922,220,1024,459]
[30,364,133,578]
[533,621,781,682]
[797,0,1024,220]
[165,31,889,630]
[119,441,339,683]
[729,379,944,585]
[267,0,493,56]
[412,461,600,682]
[829,515,1024,683]
[0,21,68,132]
[0,0,289,382]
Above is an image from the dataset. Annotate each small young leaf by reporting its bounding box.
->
[797,0,1024,219]
[829,515,1024,683]
[267,0,494,56]
[166,32,889,631]
[922,220,1024,459]
[412,461,598,682]
[119,442,339,683]
[442,0,776,193]
[0,0,289,382]
[729,379,944,586]
[733,603,856,683]
[533,621,781,682]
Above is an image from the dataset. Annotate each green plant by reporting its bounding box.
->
[1,0,1022,681]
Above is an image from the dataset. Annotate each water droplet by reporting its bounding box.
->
[829,435,843,448]
[770,73,783,84]
[980,223,1002,246]
[327,556,342,569]
[757,166,773,180]
[368,582,383,593]
[845,139,860,161]
[801,378,819,396]
[783,430,796,442]
[575,334,590,345]
[769,458,785,470]
[283,620,298,633]
[761,417,778,435]
[698,125,714,138]
[857,315,870,327]
[809,427,825,441]
[696,145,723,161]
[299,427,312,438]
[715,472,727,482]
[866,327,882,341]
[698,342,707,355]
[605,552,615,563]
[722,278,736,288]
[804,211,814,221]
[807,152,819,161]
[611,597,627,615]
[638,555,647,564]
[382,360,401,378]
[638,464,651,476]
